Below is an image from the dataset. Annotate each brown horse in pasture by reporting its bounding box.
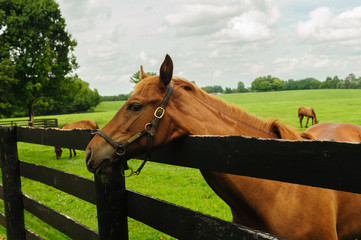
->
[85,55,361,240]
[306,122,361,142]
[55,120,99,159]
[298,106,318,128]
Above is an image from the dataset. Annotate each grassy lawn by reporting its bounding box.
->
[1,89,361,239]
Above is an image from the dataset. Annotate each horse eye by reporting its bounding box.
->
[128,102,143,111]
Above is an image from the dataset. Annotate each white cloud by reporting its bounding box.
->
[295,6,361,42]
[57,0,111,33]
[215,4,280,41]
[54,0,361,95]
[213,69,222,79]
[136,51,158,67]
[164,4,237,26]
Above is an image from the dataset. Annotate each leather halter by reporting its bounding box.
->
[96,82,174,177]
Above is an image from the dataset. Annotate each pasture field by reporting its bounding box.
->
[1,89,361,239]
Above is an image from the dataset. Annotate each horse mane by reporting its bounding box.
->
[172,77,312,141]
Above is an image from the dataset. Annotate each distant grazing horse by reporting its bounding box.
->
[298,106,318,128]
[306,122,361,142]
[85,55,361,240]
[55,120,99,159]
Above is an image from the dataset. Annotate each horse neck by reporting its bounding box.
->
[170,91,283,139]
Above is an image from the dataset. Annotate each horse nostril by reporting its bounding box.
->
[85,148,92,164]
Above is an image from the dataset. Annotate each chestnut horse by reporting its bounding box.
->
[306,122,361,142]
[85,55,361,240]
[55,120,99,159]
[298,106,318,128]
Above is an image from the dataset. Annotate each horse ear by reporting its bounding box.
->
[159,54,173,88]
[140,65,149,80]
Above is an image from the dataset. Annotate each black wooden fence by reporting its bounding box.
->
[0,125,361,239]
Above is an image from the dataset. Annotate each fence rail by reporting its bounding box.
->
[1,126,360,239]
[0,119,58,128]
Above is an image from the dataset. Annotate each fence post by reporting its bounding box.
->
[0,126,26,239]
[94,167,128,240]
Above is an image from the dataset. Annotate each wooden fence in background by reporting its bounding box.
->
[0,119,58,128]
[1,126,361,239]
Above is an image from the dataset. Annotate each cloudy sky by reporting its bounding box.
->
[56,0,361,96]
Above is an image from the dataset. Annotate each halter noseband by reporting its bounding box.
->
[95,82,174,177]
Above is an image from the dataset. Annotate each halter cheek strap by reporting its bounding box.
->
[96,82,174,177]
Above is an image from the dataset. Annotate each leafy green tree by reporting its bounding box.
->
[271,78,284,90]
[322,76,341,89]
[282,79,296,90]
[251,75,282,91]
[33,77,100,115]
[343,73,361,89]
[102,94,130,101]
[0,0,77,122]
[258,81,272,91]
[224,87,233,94]
[130,70,156,84]
[237,81,248,93]
[251,77,264,91]
[0,58,17,117]
[201,85,224,93]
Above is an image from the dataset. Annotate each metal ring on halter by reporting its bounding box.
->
[121,166,134,178]
[115,145,126,156]
[145,123,152,131]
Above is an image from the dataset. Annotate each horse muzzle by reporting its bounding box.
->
[85,145,129,175]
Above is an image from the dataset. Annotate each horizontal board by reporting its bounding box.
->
[23,193,98,240]
[16,126,95,150]
[139,135,361,194]
[13,127,361,193]
[20,161,97,204]
[126,189,284,240]
[25,228,45,240]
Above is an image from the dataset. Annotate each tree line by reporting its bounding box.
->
[102,72,361,102]
[201,73,361,94]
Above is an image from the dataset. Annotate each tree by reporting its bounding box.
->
[343,73,361,89]
[224,87,233,94]
[0,58,17,117]
[130,70,156,84]
[201,85,224,93]
[271,78,284,90]
[33,77,100,115]
[251,75,282,91]
[322,76,341,89]
[237,81,248,93]
[0,0,77,122]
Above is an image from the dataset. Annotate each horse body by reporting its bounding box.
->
[85,55,361,239]
[55,120,99,159]
[298,106,318,128]
[306,122,361,142]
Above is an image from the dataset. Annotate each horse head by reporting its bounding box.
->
[86,55,189,174]
[54,146,62,159]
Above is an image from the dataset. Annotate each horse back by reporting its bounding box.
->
[61,120,99,130]
[306,122,361,142]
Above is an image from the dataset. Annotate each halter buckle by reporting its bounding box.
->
[154,107,165,119]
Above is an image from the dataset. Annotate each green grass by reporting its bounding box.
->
[1,89,361,239]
